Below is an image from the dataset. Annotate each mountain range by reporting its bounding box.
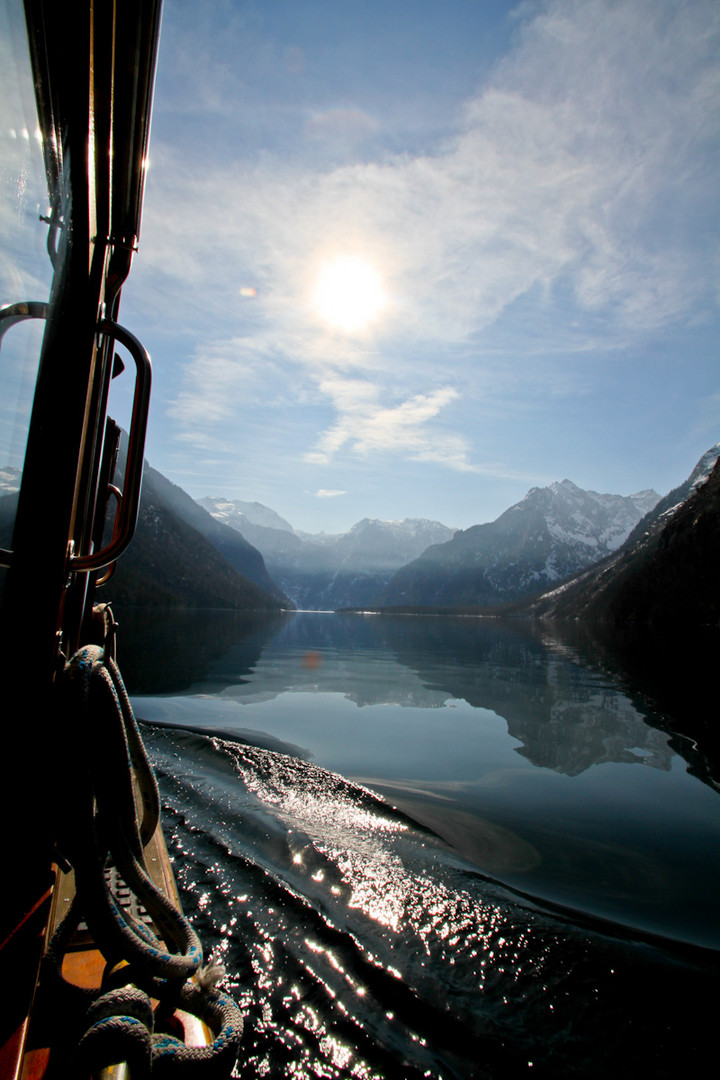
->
[199,498,455,609]
[0,461,290,611]
[525,446,720,625]
[177,449,718,619]
[377,481,659,609]
[2,443,717,625]
[103,462,292,609]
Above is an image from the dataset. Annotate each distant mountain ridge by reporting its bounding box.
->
[198,497,295,534]
[525,444,720,626]
[198,498,455,609]
[104,462,292,610]
[6,448,714,621]
[622,443,720,551]
[381,481,659,609]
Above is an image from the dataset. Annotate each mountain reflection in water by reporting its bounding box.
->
[121,609,719,1077]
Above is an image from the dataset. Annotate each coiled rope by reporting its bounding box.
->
[77,978,243,1079]
[47,616,243,1075]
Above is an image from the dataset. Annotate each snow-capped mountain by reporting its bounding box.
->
[198,497,295,534]
[527,443,720,625]
[105,463,292,609]
[382,481,660,609]
[631,442,720,534]
[197,500,455,609]
[515,480,658,553]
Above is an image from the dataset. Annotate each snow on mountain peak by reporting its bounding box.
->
[199,497,295,533]
[689,443,720,490]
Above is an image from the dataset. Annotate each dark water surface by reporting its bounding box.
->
[120,609,719,1077]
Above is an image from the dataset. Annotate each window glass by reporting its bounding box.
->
[0,0,54,579]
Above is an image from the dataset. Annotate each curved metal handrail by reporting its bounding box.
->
[93,484,122,586]
[70,319,151,573]
[0,307,151,574]
[0,299,49,343]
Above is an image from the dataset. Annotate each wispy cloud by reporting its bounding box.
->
[130,0,719,500]
[315,489,347,499]
[303,379,477,471]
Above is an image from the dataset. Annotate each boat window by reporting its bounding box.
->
[0,0,54,590]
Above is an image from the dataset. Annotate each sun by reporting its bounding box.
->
[313,255,386,333]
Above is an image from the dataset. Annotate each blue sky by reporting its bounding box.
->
[4,1,718,534]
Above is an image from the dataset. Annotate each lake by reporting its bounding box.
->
[121,608,719,1078]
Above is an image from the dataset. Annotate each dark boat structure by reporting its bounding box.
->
[0,2,242,1075]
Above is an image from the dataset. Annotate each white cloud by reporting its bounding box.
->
[303,379,475,470]
[315,489,347,498]
[136,0,719,474]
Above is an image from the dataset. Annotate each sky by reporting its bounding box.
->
[4,0,720,534]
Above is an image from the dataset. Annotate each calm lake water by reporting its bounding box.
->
[120,609,719,1078]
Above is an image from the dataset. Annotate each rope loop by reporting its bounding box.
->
[52,637,243,1075]
[77,989,154,1079]
[74,981,244,1078]
[62,643,202,982]
[152,984,245,1077]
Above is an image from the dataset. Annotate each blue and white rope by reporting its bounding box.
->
[52,637,244,1074]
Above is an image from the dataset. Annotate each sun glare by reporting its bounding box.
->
[313,256,386,333]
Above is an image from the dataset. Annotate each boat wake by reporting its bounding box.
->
[143,723,718,1079]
